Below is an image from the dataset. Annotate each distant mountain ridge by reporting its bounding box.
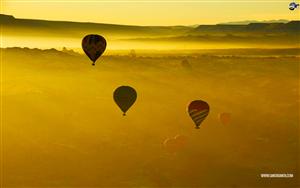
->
[1,14,299,39]
[1,14,300,49]
[191,21,300,35]
[0,14,191,38]
[219,20,290,25]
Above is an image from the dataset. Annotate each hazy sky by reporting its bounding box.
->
[1,0,299,25]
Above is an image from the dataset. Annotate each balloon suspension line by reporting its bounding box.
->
[92,61,96,66]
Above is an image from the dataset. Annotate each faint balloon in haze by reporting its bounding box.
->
[82,34,107,66]
[113,86,137,116]
[219,112,231,125]
[174,134,187,148]
[163,135,188,153]
[188,100,209,129]
[129,49,137,58]
[181,59,192,70]
[163,138,179,153]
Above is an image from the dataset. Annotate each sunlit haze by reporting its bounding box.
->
[1,0,298,25]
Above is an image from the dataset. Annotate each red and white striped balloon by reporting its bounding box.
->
[188,100,209,129]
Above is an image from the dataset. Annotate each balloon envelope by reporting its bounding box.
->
[163,135,187,153]
[219,113,231,125]
[174,135,187,148]
[82,34,106,65]
[113,86,137,116]
[163,138,179,153]
[188,100,209,128]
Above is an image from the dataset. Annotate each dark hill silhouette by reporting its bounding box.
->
[0,14,15,23]
[191,21,300,35]
[0,14,191,38]
[219,19,289,25]
[1,14,299,48]
[1,14,299,39]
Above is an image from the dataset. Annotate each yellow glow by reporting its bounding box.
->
[2,0,299,25]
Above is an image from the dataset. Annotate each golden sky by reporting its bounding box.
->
[1,0,299,25]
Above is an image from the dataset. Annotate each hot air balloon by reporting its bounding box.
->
[188,100,209,129]
[82,34,107,66]
[163,135,187,153]
[163,138,179,153]
[181,59,192,70]
[113,86,137,116]
[174,134,187,148]
[219,112,231,125]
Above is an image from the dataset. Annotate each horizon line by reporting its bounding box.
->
[0,14,296,27]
